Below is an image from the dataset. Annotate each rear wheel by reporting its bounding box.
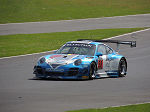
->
[118,58,127,77]
[89,62,97,80]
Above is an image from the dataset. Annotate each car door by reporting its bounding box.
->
[105,45,116,71]
[97,44,110,72]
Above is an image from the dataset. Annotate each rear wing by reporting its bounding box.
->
[77,39,136,52]
[77,39,136,48]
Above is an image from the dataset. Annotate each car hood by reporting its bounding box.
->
[43,54,92,65]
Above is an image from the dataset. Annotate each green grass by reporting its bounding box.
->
[0,0,150,23]
[0,28,144,58]
[67,103,150,112]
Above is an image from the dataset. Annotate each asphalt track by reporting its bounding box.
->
[0,28,150,112]
[0,14,150,35]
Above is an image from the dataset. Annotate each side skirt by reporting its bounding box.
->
[95,70,119,78]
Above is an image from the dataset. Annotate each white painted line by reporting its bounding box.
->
[0,28,150,60]
[0,50,56,60]
[102,101,150,109]
[104,28,150,40]
[0,13,150,25]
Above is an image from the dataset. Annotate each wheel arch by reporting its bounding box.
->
[90,61,97,71]
[118,57,127,77]
[120,57,127,67]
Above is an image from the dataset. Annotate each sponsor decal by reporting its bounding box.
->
[50,55,62,59]
[98,59,103,69]
[83,58,93,62]
[45,68,64,72]
[86,57,94,59]
[66,43,94,47]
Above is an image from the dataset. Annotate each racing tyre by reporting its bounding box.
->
[118,58,127,77]
[89,62,97,80]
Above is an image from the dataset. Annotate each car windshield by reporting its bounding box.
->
[56,43,96,56]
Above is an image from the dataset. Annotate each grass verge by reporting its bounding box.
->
[67,103,150,112]
[0,28,144,58]
[0,0,150,23]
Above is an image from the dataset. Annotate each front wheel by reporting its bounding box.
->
[89,62,97,80]
[118,58,127,77]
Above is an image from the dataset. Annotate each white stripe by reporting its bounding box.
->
[104,28,150,40]
[0,50,56,60]
[0,13,150,25]
[102,102,150,109]
[0,28,150,60]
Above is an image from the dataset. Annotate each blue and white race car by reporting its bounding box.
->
[33,39,136,80]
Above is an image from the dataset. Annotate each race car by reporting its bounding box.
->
[33,39,136,80]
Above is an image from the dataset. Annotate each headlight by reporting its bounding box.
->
[74,59,82,66]
[39,57,45,64]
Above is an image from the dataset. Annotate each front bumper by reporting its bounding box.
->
[33,65,89,79]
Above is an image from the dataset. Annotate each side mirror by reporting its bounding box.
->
[96,52,103,57]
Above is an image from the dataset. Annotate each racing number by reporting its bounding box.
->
[98,59,103,69]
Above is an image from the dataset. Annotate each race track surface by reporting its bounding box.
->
[0,29,150,112]
[0,14,150,35]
